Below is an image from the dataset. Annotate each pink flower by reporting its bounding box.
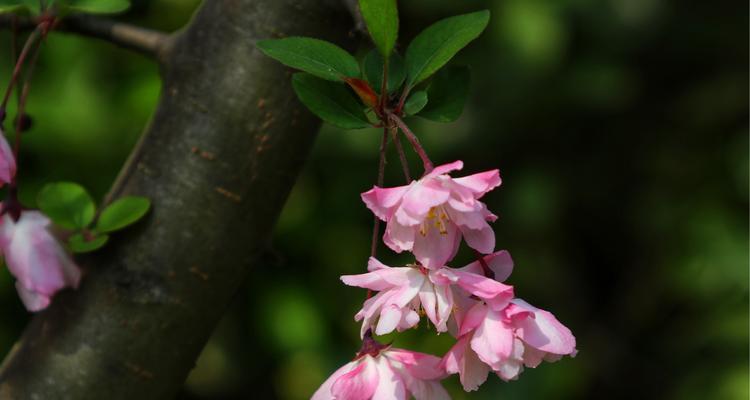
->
[0,211,81,311]
[312,347,450,400]
[0,128,16,186]
[442,298,577,391]
[361,161,501,269]
[341,252,514,337]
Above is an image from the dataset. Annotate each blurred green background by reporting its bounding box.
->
[0,0,747,399]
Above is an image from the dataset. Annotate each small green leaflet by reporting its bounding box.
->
[359,0,399,60]
[68,233,109,253]
[96,196,151,233]
[403,91,428,116]
[292,73,370,129]
[257,37,360,82]
[419,66,470,122]
[363,50,405,94]
[37,182,96,230]
[404,10,489,88]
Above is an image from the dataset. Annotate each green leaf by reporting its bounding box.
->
[257,37,360,82]
[0,0,39,14]
[403,91,428,115]
[404,10,489,88]
[69,233,109,253]
[359,0,399,60]
[292,73,371,129]
[363,50,405,94]
[419,66,470,122]
[37,182,96,230]
[59,0,130,14]
[96,196,151,233]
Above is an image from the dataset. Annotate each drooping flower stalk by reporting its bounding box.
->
[389,125,412,182]
[256,3,577,396]
[370,127,390,258]
[12,34,42,165]
[0,21,48,116]
[389,113,433,174]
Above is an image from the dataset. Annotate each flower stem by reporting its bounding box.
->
[395,86,411,115]
[379,57,388,111]
[1,25,43,115]
[389,113,433,174]
[389,126,412,182]
[369,127,390,259]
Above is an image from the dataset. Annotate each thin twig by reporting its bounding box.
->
[0,14,171,60]
[370,127,389,258]
[389,113,433,174]
[390,126,411,182]
[1,26,41,113]
[13,38,41,165]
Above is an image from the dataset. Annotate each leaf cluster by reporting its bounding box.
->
[256,1,489,129]
[37,182,150,253]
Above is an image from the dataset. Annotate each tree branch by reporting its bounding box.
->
[0,14,171,60]
[0,1,350,398]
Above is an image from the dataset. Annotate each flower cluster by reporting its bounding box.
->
[313,161,576,398]
[0,130,80,311]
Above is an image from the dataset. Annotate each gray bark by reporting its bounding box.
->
[0,1,349,398]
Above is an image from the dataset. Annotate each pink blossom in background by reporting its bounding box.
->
[312,347,450,400]
[0,129,16,186]
[341,254,514,337]
[361,160,501,269]
[443,298,577,391]
[0,211,81,311]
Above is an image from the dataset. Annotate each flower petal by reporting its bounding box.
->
[412,223,459,269]
[362,185,410,221]
[458,250,514,282]
[446,268,514,311]
[398,309,420,331]
[510,299,577,355]
[458,302,488,336]
[399,181,451,224]
[495,338,525,381]
[331,357,379,400]
[424,160,464,179]
[442,335,490,392]
[0,129,16,185]
[459,222,495,254]
[452,169,501,198]
[372,356,407,400]
[418,279,438,330]
[470,309,515,369]
[341,265,416,291]
[312,360,359,400]
[4,211,81,307]
[386,349,447,380]
[15,282,51,312]
[404,378,450,400]
[376,305,404,335]
[383,220,416,253]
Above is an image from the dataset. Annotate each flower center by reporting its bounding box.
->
[419,206,449,236]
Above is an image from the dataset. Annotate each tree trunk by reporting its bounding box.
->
[0,1,349,398]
